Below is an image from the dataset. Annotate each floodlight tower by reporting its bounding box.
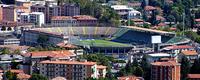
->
[182,10,185,36]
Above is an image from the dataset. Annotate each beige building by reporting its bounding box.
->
[39,60,107,80]
[51,15,98,26]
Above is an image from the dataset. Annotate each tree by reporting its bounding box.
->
[5,71,17,80]
[1,48,10,54]
[37,34,49,46]
[140,55,151,79]
[134,66,144,77]
[13,49,20,54]
[149,10,158,25]
[7,27,12,31]
[1,26,6,31]
[141,0,147,9]
[181,56,190,80]
[167,15,175,27]
[29,74,48,80]
[190,58,200,74]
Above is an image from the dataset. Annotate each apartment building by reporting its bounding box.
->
[51,16,76,26]
[111,5,141,19]
[151,61,181,80]
[73,15,98,26]
[39,60,107,80]
[31,3,80,23]
[31,4,61,23]
[2,5,30,22]
[2,6,18,22]
[23,50,76,74]
[179,50,199,63]
[20,12,45,26]
[63,3,80,16]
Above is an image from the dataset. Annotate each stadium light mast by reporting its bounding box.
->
[128,6,131,26]
[182,10,185,36]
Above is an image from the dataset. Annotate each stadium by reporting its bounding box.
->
[23,26,186,59]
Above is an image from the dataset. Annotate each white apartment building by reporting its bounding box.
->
[20,12,45,26]
[111,5,141,19]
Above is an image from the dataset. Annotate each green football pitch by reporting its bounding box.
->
[74,39,132,47]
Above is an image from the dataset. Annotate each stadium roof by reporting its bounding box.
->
[125,26,175,35]
[72,39,132,47]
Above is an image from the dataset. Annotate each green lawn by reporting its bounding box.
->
[75,39,132,47]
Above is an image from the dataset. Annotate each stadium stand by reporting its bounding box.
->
[111,28,173,44]
[162,36,191,45]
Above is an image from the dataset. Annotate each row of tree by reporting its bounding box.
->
[0,48,20,54]
[4,71,47,80]
[117,55,150,80]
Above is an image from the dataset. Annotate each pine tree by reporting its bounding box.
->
[190,58,200,74]
[140,55,150,79]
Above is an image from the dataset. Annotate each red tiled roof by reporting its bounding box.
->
[131,19,143,22]
[17,73,31,79]
[181,50,198,56]
[51,16,73,20]
[97,65,107,69]
[188,74,200,79]
[151,61,180,66]
[128,2,141,7]
[40,60,97,66]
[144,6,156,11]
[170,27,176,31]
[158,23,166,26]
[24,50,75,58]
[118,75,144,80]
[0,70,3,73]
[16,6,29,9]
[163,45,193,50]
[10,69,24,74]
[0,70,24,73]
[156,15,165,21]
[73,15,97,20]
[195,19,200,22]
